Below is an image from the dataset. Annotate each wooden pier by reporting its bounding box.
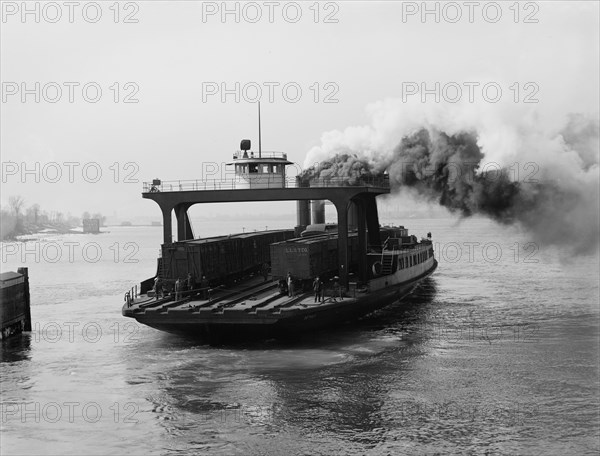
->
[0,268,31,340]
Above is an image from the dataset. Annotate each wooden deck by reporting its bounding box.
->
[125,275,346,319]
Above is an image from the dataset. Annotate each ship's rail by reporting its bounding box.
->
[378,244,431,254]
[231,151,288,160]
[143,175,390,193]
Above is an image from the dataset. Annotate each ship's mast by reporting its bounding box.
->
[258,101,262,158]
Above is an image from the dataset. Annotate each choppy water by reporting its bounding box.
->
[1,219,599,455]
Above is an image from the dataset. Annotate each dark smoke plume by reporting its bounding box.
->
[300,153,380,185]
[303,125,599,256]
[387,129,524,220]
[387,128,598,255]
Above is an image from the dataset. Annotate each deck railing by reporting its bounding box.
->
[142,175,390,193]
[231,151,288,160]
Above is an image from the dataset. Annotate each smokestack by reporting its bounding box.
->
[348,200,359,230]
[365,197,381,248]
[296,200,311,228]
[311,200,325,224]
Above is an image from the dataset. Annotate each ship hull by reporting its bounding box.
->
[125,260,437,343]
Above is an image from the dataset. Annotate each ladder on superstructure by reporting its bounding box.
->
[380,237,395,275]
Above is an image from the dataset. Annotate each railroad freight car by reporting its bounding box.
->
[270,232,361,281]
[160,230,294,286]
[270,227,397,282]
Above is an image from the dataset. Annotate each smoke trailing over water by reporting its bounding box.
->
[388,128,598,255]
[387,129,522,220]
[303,103,599,256]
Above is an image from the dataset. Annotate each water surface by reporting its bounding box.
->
[2,219,598,455]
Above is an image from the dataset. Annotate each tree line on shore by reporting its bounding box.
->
[0,195,106,240]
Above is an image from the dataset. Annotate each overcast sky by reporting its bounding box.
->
[1,1,598,222]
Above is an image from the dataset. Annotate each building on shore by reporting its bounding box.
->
[83,218,100,233]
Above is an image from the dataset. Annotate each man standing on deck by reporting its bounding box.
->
[154,277,162,301]
[200,275,209,300]
[186,273,195,298]
[313,276,322,303]
[287,272,294,297]
[175,277,181,301]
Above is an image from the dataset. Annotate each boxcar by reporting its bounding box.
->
[270,232,360,281]
[160,230,294,286]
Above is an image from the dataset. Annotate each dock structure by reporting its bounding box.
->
[142,148,390,287]
[0,268,31,340]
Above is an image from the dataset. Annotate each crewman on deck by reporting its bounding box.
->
[175,277,182,301]
[313,276,323,303]
[187,273,196,297]
[154,277,162,301]
[261,263,269,282]
[200,275,209,300]
[287,272,294,297]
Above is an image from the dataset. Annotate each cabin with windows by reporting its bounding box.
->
[227,139,292,189]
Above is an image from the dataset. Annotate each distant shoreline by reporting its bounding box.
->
[106,224,162,227]
[1,223,111,241]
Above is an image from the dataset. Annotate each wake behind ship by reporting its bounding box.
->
[122,140,437,341]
